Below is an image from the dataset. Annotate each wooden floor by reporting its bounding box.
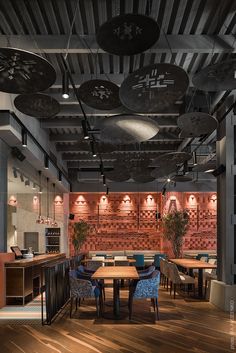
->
[0,284,235,353]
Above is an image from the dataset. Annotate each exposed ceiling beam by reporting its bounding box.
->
[0,34,234,53]
[41,116,179,128]
[62,151,167,161]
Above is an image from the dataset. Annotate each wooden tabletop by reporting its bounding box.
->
[81,258,136,264]
[92,266,139,280]
[5,253,66,267]
[169,258,217,269]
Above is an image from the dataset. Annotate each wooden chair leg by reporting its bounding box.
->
[204,279,207,298]
[166,278,169,291]
[170,281,172,296]
[75,298,78,310]
[70,297,73,318]
[95,297,100,318]
[129,296,133,320]
[193,283,196,297]
[151,298,156,311]
[78,298,81,306]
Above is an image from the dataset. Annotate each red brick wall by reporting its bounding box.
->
[69,192,217,255]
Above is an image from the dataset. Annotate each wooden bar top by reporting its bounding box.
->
[5,253,66,268]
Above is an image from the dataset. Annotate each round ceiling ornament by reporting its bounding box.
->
[151,164,177,178]
[131,170,156,183]
[96,14,160,56]
[152,151,192,167]
[177,112,218,137]
[97,114,159,144]
[106,169,131,182]
[78,79,121,110]
[172,175,193,182]
[14,93,60,118]
[119,63,189,113]
[0,47,56,94]
[192,59,236,91]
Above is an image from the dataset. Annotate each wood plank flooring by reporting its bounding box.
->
[0,284,235,353]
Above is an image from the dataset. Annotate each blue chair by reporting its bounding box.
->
[196,253,209,260]
[154,254,167,269]
[133,254,145,269]
[128,270,160,321]
[77,265,105,301]
[69,270,102,318]
[138,265,155,278]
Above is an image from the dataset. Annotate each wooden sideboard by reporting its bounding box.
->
[5,253,66,305]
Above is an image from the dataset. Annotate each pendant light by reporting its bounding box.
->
[36,171,44,224]
[51,183,58,227]
[44,178,51,225]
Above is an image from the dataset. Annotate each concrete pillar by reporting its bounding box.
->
[0,138,9,252]
[210,111,236,311]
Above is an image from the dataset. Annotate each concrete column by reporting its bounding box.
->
[210,111,236,311]
[0,138,9,252]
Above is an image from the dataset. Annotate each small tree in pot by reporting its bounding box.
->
[162,210,189,258]
[72,220,90,255]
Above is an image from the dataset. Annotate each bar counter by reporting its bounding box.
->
[5,253,66,305]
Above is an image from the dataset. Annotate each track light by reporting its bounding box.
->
[62,70,69,99]
[22,129,27,147]
[103,175,106,186]
[90,140,97,157]
[100,162,104,176]
[44,155,49,169]
[58,170,62,182]
[13,168,17,178]
[162,187,166,196]
[20,173,24,182]
[32,182,36,190]
[106,186,109,195]
[167,178,171,182]
[25,179,30,187]
[183,161,188,175]
[81,119,89,140]
[192,151,197,166]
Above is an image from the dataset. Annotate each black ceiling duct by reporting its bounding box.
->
[11,147,26,161]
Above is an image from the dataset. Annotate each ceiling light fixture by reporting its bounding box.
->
[45,178,51,225]
[81,119,89,140]
[21,129,27,147]
[162,187,166,196]
[100,162,104,176]
[192,151,197,166]
[25,179,30,187]
[90,140,97,157]
[20,173,24,182]
[58,170,62,182]
[44,155,49,169]
[36,171,44,224]
[32,182,36,190]
[13,168,17,178]
[106,186,109,195]
[103,175,106,186]
[51,183,58,227]
[62,70,69,99]
[167,178,171,182]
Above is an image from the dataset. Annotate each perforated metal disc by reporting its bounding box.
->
[192,161,216,173]
[96,14,160,55]
[0,47,56,93]
[151,164,176,178]
[97,115,159,144]
[14,93,60,118]
[78,79,121,110]
[132,170,155,183]
[172,175,193,182]
[106,169,131,182]
[192,59,236,91]
[152,152,192,167]
[177,112,218,137]
[119,63,189,113]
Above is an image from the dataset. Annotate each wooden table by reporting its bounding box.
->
[92,266,139,319]
[169,258,217,298]
[81,258,136,265]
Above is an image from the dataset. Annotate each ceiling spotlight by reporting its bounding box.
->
[100,162,104,176]
[103,175,106,186]
[183,161,188,175]
[13,168,17,178]
[90,140,97,157]
[44,155,49,169]
[62,70,69,99]
[38,187,42,194]
[21,129,27,147]
[32,182,36,190]
[167,178,171,182]
[192,151,197,166]
[106,186,109,195]
[162,187,166,196]
[25,179,30,187]
[81,119,89,140]
[58,170,62,182]
[20,173,24,182]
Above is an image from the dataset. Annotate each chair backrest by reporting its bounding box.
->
[138,265,155,277]
[196,253,208,260]
[87,260,102,271]
[69,271,93,298]
[154,253,167,268]
[133,254,145,267]
[205,259,217,274]
[160,258,167,274]
[114,255,127,260]
[199,256,208,262]
[168,263,182,284]
[92,256,105,261]
[95,253,107,258]
[133,270,160,298]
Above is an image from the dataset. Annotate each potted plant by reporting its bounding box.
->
[72,220,90,255]
[162,210,189,258]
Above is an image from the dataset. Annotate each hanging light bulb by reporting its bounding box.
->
[81,120,89,140]
[21,129,27,147]
[44,178,51,225]
[62,70,69,99]
[36,171,44,224]
[51,183,58,227]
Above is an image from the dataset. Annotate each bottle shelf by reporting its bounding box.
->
[45,228,60,252]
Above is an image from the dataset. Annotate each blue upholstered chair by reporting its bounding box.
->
[133,254,145,269]
[153,254,167,269]
[128,270,160,321]
[77,265,105,301]
[69,270,102,318]
[196,253,209,260]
